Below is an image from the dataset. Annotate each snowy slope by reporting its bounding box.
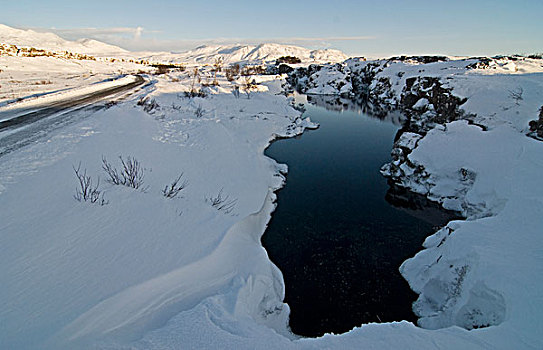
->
[0,24,127,55]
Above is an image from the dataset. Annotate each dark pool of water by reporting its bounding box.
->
[262,95,459,337]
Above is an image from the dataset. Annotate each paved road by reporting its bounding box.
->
[0,75,145,131]
[0,75,146,158]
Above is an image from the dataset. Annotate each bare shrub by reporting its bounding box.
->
[243,76,257,99]
[195,104,205,118]
[206,188,237,214]
[156,65,170,74]
[508,86,524,105]
[137,97,160,113]
[102,156,122,185]
[241,65,266,76]
[225,63,240,81]
[232,85,240,98]
[162,173,188,199]
[102,156,146,190]
[184,88,208,98]
[212,57,223,86]
[73,163,107,205]
[188,66,200,97]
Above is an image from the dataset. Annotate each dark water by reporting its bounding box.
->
[262,95,458,337]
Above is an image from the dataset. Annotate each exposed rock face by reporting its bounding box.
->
[400,77,470,132]
[277,64,294,74]
[287,59,471,133]
[388,55,449,64]
[380,127,480,217]
[528,106,543,139]
[285,58,479,215]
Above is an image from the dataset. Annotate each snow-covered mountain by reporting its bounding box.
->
[0,24,349,64]
[0,24,127,55]
[138,43,350,65]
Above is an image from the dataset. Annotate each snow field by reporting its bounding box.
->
[2,23,543,348]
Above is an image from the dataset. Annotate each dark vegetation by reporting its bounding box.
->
[205,188,237,214]
[276,56,301,65]
[73,162,108,205]
[162,173,188,199]
[102,155,146,190]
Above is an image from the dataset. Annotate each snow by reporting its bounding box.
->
[0,65,317,349]
[0,55,150,106]
[412,98,429,110]
[0,75,140,122]
[0,24,127,56]
[1,25,543,350]
[400,121,543,342]
[138,43,349,66]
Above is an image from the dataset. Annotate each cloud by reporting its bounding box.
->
[134,27,143,41]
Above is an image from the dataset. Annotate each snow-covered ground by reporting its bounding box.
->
[2,24,543,349]
[0,55,150,106]
[0,75,142,123]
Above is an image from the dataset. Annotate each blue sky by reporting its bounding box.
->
[2,0,542,57]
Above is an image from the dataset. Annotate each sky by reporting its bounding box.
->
[2,0,542,57]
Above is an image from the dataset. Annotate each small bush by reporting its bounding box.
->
[508,86,524,105]
[184,89,208,98]
[225,64,240,81]
[276,56,301,65]
[195,104,205,118]
[102,156,146,190]
[206,188,237,214]
[232,85,240,98]
[243,76,257,99]
[162,173,188,199]
[137,97,160,113]
[73,163,107,205]
[241,65,266,76]
[156,65,170,74]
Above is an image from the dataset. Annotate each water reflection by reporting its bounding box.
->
[305,94,404,125]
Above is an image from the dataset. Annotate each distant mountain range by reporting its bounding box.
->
[163,43,349,64]
[0,24,127,55]
[0,24,349,64]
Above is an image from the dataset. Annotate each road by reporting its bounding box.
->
[0,75,146,158]
[0,75,145,131]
